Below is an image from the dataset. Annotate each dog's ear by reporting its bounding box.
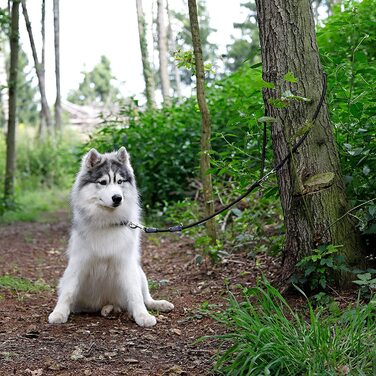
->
[116,146,129,164]
[85,148,101,169]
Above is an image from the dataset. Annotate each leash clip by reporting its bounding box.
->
[128,222,145,231]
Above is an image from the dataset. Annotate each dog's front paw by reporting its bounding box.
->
[134,313,157,327]
[147,299,174,312]
[48,310,69,324]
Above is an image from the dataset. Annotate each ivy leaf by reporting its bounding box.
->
[283,71,298,83]
[281,90,311,102]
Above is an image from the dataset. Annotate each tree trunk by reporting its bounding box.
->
[38,0,46,136]
[188,0,217,243]
[166,0,182,98]
[21,0,52,132]
[53,0,62,131]
[0,43,8,131]
[135,0,156,109]
[255,0,363,280]
[157,0,171,104]
[4,0,20,204]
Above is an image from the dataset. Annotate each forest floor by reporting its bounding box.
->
[0,212,281,376]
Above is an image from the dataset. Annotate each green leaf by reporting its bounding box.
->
[281,90,311,102]
[250,62,262,69]
[283,71,298,83]
[357,273,371,281]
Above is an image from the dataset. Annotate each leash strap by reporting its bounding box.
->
[129,73,327,234]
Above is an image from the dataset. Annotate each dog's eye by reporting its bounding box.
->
[98,180,107,186]
[117,179,123,184]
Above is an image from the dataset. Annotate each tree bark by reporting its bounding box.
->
[21,0,52,132]
[4,0,20,203]
[188,0,217,243]
[255,0,363,280]
[135,0,156,109]
[53,0,62,131]
[157,0,171,104]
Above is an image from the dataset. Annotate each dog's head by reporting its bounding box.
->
[73,147,139,222]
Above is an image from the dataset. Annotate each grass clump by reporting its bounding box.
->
[209,280,375,375]
[0,188,70,224]
[0,275,50,293]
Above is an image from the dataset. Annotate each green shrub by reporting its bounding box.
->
[82,66,267,211]
[0,127,79,192]
[208,280,376,375]
[291,244,348,292]
[317,0,376,238]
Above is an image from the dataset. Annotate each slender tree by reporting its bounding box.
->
[21,0,52,132]
[53,0,61,131]
[135,0,155,109]
[166,0,182,97]
[4,0,19,204]
[157,0,171,104]
[188,0,217,242]
[255,0,363,280]
[0,43,8,130]
[39,0,46,135]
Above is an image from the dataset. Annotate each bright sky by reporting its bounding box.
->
[17,0,245,104]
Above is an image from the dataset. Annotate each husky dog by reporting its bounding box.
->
[48,147,174,327]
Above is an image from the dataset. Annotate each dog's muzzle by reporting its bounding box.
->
[112,194,122,207]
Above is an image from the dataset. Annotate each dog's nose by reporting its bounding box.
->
[112,194,122,205]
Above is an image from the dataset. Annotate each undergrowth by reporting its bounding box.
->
[0,187,70,224]
[206,280,375,375]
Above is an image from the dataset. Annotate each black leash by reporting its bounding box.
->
[129,73,327,234]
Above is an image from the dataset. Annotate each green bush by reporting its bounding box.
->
[208,280,376,375]
[0,127,79,218]
[317,0,376,237]
[83,66,267,210]
[0,128,79,192]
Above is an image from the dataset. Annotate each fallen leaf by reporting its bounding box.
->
[170,328,182,336]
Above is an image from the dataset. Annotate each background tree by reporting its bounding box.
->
[166,0,182,97]
[224,1,260,72]
[39,0,46,134]
[21,0,52,133]
[254,0,363,280]
[136,0,155,109]
[173,0,217,84]
[0,6,10,129]
[53,0,61,131]
[16,49,38,126]
[157,0,171,104]
[188,0,217,242]
[67,55,122,106]
[4,0,19,205]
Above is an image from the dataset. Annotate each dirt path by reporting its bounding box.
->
[0,217,278,375]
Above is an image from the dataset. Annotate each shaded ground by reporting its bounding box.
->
[0,215,279,375]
